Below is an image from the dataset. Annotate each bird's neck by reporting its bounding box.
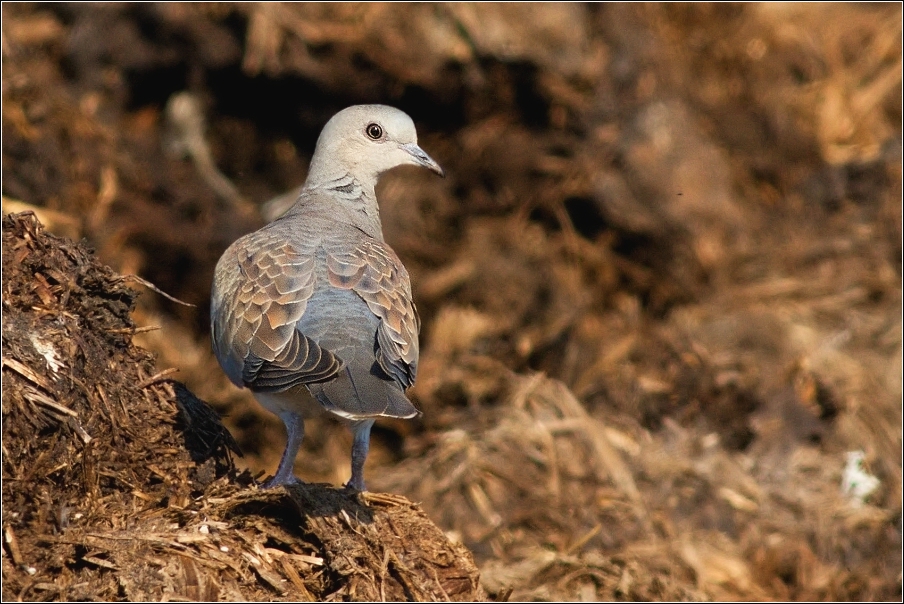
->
[297,169,384,240]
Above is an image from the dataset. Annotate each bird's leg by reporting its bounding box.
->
[262,411,304,488]
[347,418,375,491]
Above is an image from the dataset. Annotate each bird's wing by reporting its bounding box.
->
[212,231,342,392]
[325,237,420,388]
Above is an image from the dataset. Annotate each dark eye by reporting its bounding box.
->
[365,123,383,140]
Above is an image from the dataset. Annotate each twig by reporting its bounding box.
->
[106,325,160,335]
[137,368,180,388]
[121,275,195,307]
[4,526,25,567]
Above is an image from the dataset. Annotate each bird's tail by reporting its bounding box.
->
[307,360,419,420]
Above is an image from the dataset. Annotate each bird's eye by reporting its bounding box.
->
[365,123,383,140]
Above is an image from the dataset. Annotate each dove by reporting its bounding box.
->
[211,105,443,491]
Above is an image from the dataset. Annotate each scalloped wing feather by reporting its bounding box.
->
[325,238,419,388]
[212,231,342,392]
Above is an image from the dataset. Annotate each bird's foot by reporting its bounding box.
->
[260,474,302,489]
[344,478,367,492]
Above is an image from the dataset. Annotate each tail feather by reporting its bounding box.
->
[308,360,419,419]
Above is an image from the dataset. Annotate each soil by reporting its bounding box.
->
[2,3,901,601]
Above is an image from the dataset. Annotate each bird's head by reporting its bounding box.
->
[309,105,444,183]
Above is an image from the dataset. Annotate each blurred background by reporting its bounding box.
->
[2,3,901,600]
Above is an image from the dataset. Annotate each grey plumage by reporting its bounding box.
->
[211,105,443,490]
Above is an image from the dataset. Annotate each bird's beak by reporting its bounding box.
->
[401,143,445,178]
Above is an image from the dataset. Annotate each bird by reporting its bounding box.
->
[210,105,443,491]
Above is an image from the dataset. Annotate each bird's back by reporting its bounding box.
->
[211,204,419,420]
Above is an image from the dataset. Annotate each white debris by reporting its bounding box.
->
[841,450,880,506]
[30,334,64,373]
